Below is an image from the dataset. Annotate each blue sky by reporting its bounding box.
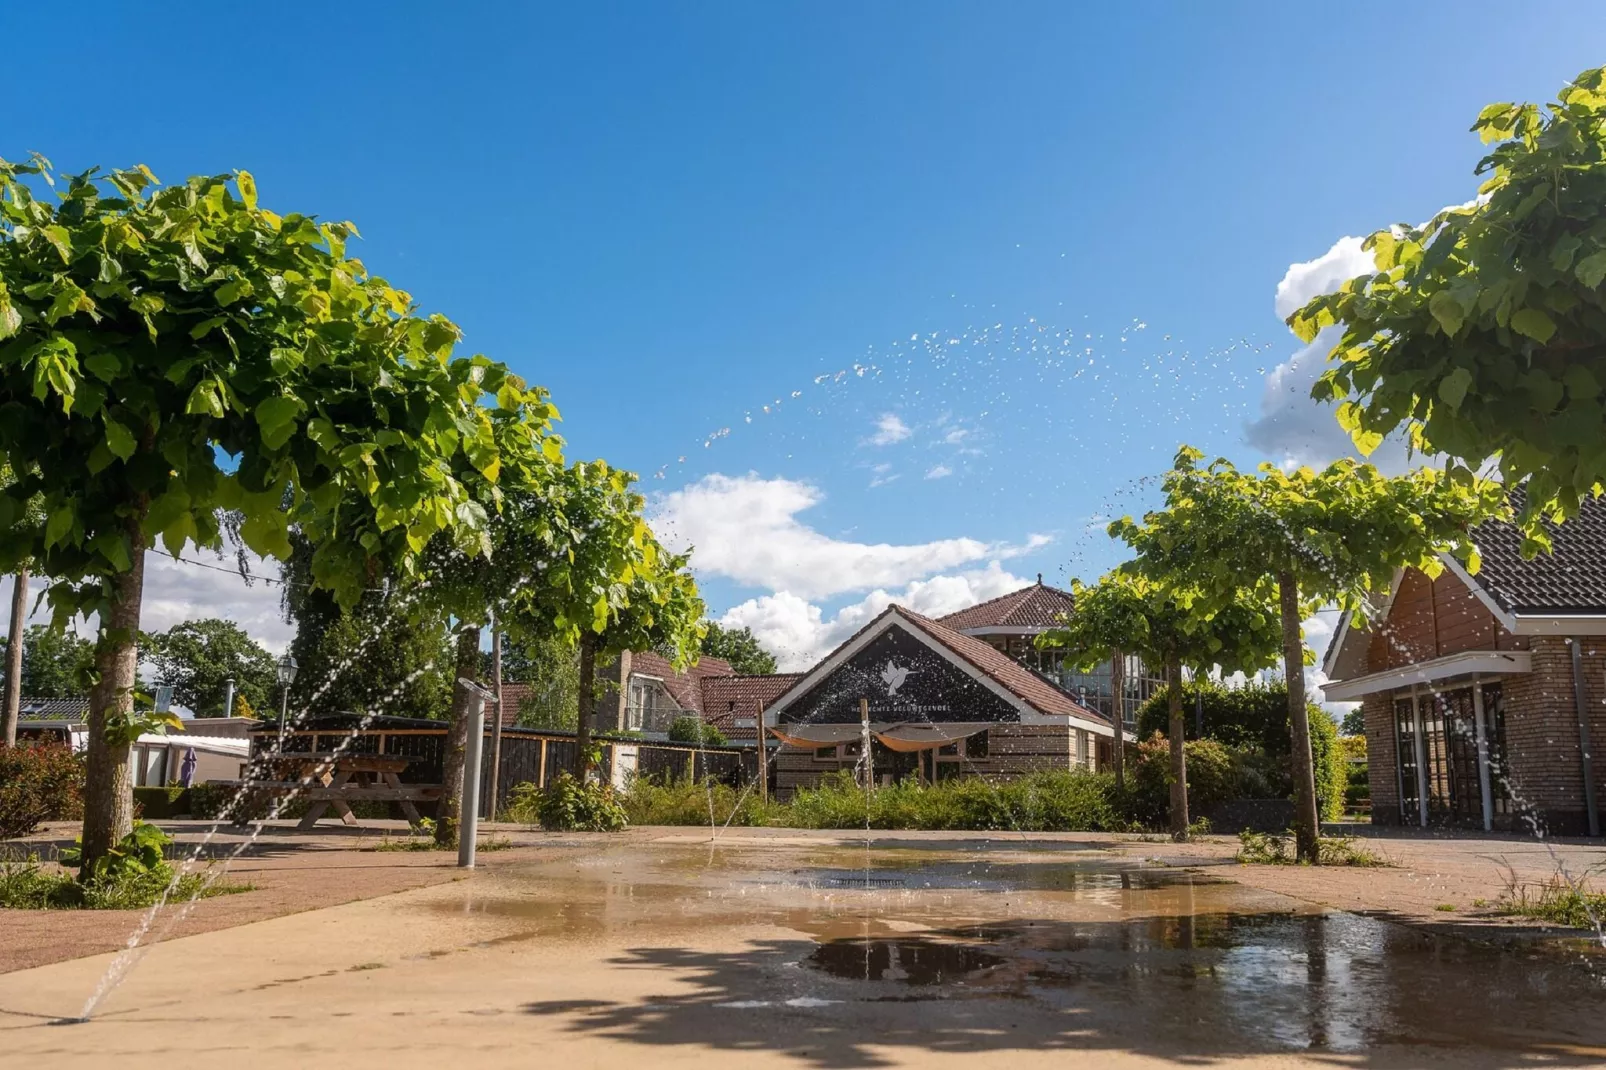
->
[7,3,1605,665]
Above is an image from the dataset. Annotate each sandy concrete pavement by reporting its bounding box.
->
[2,827,1605,1069]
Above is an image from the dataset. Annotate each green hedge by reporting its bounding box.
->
[132,786,191,819]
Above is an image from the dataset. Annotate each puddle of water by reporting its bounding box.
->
[430,841,1606,1057]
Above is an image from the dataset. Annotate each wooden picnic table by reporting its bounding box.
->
[223,751,442,830]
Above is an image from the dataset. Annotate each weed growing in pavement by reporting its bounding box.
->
[1236,829,1388,867]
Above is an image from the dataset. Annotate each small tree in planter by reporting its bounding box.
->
[1038,571,1282,839]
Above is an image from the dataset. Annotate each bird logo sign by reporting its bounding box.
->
[880,660,916,697]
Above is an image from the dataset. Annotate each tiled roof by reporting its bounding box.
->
[626,650,734,715]
[1468,489,1606,615]
[899,609,1110,729]
[765,603,1109,731]
[935,580,1077,633]
[700,674,803,739]
[18,697,90,719]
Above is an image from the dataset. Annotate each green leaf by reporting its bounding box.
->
[44,505,74,549]
[1428,290,1467,336]
[41,225,72,263]
[1510,307,1557,343]
[236,170,258,211]
[254,395,303,450]
[185,380,225,418]
[1437,368,1474,409]
[103,416,137,461]
[1575,250,1606,289]
[84,352,121,383]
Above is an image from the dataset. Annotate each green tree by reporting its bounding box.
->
[0,624,96,698]
[1339,707,1365,737]
[141,618,276,716]
[1111,447,1504,860]
[0,461,43,746]
[1038,571,1283,838]
[1290,65,1606,544]
[0,159,532,868]
[279,534,455,720]
[502,633,579,730]
[698,622,778,676]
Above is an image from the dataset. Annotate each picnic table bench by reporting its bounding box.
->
[216,752,442,830]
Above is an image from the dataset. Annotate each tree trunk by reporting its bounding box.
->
[573,631,597,778]
[487,627,505,821]
[1167,653,1188,841]
[2,566,26,748]
[435,625,481,847]
[80,523,146,872]
[1279,570,1321,863]
[1109,649,1125,791]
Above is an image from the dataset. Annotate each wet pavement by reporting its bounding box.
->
[4,834,1606,1068]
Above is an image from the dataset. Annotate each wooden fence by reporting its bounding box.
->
[248,725,758,817]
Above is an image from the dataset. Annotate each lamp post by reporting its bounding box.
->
[276,653,298,752]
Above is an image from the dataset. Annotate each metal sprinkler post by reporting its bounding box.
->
[456,677,497,869]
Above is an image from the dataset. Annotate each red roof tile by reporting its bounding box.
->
[936,581,1077,632]
[700,674,804,739]
[626,650,734,714]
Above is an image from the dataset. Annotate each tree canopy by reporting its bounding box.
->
[1111,447,1504,622]
[0,157,550,866]
[0,624,95,698]
[140,617,276,717]
[698,621,778,676]
[1289,65,1606,544]
[1039,571,1283,680]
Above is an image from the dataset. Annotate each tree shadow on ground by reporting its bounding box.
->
[522,912,1606,1069]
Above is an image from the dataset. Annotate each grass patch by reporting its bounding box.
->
[1434,903,1457,912]
[1498,872,1606,931]
[1235,830,1388,867]
[0,856,250,910]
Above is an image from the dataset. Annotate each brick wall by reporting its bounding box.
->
[1500,636,1606,835]
[1361,693,1400,825]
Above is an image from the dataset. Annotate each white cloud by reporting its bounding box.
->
[720,562,1032,670]
[652,473,1049,601]
[925,465,953,480]
[0,549,292,659]
[867,413,911,446]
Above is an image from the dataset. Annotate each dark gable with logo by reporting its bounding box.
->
[777,626,1019,725]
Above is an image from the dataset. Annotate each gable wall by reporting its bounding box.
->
[1365,569,1524,672]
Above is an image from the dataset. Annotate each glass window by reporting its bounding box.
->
[814,745,838,761]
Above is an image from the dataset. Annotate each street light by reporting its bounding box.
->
[276,654,298,751]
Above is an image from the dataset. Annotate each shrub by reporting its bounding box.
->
[0,743,85,839]
[1125,733,1239,828]
[784,769,1121,832]
[531,772,628,832]
[0,825,248,910]
[133,786,191,819]
[622,776,783,827]
[667,715,727,746]
[1307,709,1347,822]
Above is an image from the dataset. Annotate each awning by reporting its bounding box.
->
[1320,650,1532,702]
[768,722,992,751]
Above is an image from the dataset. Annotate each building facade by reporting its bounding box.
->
[1322,496,1606,836]
[937,578,1164,731]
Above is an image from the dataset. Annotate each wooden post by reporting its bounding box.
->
[757,703,769,804]
[538,738,549,788]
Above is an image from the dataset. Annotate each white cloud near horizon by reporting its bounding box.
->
[0,549,293,658]
[719,561,1033,670]
[651,472,1052,601]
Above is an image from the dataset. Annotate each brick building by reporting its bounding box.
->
[764,602,1116,794]
[1322,495,1606,836]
